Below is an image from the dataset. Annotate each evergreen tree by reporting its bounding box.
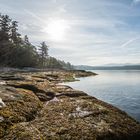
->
[10,21,21,45]
[0,14,12,65]
[38,42,49,68]
[0,14,11,42]
[10,36,38,67]
[23,35,31,46]
[46,57,63,69]
[0,13,73,69]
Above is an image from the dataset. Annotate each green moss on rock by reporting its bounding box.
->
[0,87,42,138]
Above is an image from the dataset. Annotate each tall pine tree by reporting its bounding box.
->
[0,14,12,65]
[38,42,49,68]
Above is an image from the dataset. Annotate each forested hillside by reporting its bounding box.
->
[0,13,73,70]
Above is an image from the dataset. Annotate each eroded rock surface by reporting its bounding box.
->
[0,70,140,140]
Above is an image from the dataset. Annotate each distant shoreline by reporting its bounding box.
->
[74,65,140,70]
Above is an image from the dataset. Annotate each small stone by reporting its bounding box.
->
[0,98,6,108]
[0,116,4,122]
[0,81,6,85]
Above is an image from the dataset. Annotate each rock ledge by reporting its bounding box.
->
[0,70,140,140]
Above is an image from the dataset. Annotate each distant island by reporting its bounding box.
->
[74,65,140,70]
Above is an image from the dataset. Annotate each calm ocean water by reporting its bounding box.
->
[63,70,140,122]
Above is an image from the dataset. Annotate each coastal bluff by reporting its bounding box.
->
[0,70,140,140]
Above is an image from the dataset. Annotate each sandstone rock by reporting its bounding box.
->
[6,81,55,101]
[0,74,25,81]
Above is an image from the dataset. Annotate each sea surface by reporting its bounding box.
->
[63,70,140,122]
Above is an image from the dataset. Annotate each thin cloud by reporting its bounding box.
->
[120,37,140,48]
[23,9,46,24]
[0,0,140,65]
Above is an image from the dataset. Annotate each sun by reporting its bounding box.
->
[44,19,69,41]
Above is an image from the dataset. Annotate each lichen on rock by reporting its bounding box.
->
[0,70,140,140]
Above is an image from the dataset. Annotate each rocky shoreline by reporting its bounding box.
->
[0,70,140,140]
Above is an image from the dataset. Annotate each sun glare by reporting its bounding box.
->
[44,19,69,41]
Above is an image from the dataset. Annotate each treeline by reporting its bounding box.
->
[0,13,73,70]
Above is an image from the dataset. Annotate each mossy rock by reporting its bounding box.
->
[1,123,45,140]
[0,87,42,138]
[0,71,140,140]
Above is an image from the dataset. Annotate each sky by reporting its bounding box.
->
[0,0,140,66]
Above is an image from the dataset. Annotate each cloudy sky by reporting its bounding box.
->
[0,0,140,66]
